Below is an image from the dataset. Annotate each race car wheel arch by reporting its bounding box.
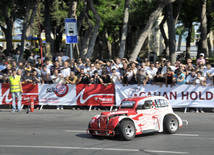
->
[163,115,179,134]
[118,120,136,141]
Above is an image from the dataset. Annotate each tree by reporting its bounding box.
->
[19,0,37,61]
[200,0,208,56]
[0,0,18,53]
[167,3,176,64]
[129,0,176,61]
[118,0,131,58]
[84,0,100,58]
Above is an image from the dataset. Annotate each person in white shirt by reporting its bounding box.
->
[41,65,51,84]
[61,61,71,77]
[111,58,123,74]
[203,63,213,86]
[147,63,157,84]
[51,69,66,84]
[51,69,65,110]
[45,58,53,70]
[161,61,177,75]
[186,69,197,84]
[193,71,205,86]
[193,71,205,113]
[110,68,121,84]
[0,59,6,71]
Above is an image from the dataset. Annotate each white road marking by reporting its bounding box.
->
[145,150,189,154]
[173,134,199,137]
[0,145,139,152]
[0,145,190,154]
[64,130,86,133]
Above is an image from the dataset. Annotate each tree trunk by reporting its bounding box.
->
[85,0,100,58]
[45,0,53,54]
[118,0,131,58]
[159,14,169,57]
[174,0,183,25]
[5,28,13,53]
[186,21,192,59]
[105,32,112,59]
[167,3,176,64]
[80,13,93,58]
[200,0,208,57]
[129,0,176,61]
[177,34,182,51]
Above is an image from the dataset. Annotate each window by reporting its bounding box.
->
[155,99,167,108]
[120,101,135,109]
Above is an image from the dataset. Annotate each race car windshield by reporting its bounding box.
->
[120,101,135,109]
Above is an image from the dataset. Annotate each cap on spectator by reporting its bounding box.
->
[200,53,204,57]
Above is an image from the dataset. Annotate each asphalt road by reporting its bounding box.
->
[0,109,213,155]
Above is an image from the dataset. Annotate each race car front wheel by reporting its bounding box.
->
[164,115,179,134]
[119,120,136,141]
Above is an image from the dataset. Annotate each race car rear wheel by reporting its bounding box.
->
[119,120,136,141]
[164,115,179,134]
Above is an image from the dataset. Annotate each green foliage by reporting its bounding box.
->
[129,0,158,31]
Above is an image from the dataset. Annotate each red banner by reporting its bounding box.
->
[0,84,39,105]
[76,84,115,106]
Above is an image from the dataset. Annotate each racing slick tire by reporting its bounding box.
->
[119,120,136,141]
[163,115,179,134]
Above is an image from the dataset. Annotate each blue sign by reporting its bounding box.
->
[65,18,78,44]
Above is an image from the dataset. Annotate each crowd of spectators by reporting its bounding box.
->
[0,51,213,88]
[0,51,212,112]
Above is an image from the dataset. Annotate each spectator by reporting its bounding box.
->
[161,61,177,75]
[0,59,7,71]
[165,67,174,87]
[28,52,35,63]
[147,63,157,84]
[136,68,148,86]
[60,51,69,62]
[35,57,42,69]
[173,70,186,85]
[50,60,61,75]
[186,69,197,84]
[23,71,33,84]
[25,62,33,73]
[101,72,112,86]
[11,61,18,71]
[77,68,90,84]
[95,62,102,76]
[110,68,121,84]
[155,61,162,73]
[32,69,41,84]
[89,70,102,85]
[56,56,63,66]
[203,63,213,86]
[45,58,52,70]
[61,61,71,78]
[193,71,205,113]
[193,71,205,86]
[111,58,123,73]
[120,63,128,86]
[88,63,96,77]
[41,65,51,84]
[196,53,205,65]
[51,69,65,110]
[2,64,12,83]
[51,69,66,84]
[66,71,78,84]
[153,71,165,87]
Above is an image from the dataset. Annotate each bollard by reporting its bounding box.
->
[30,97,34,112]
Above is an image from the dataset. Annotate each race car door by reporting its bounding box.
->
[135,99,156,132]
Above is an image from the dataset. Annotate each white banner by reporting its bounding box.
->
[115,84,214,108]
[39,84,76,105]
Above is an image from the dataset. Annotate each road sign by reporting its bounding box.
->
[65,18,78,44]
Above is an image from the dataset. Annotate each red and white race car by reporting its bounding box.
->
[87,96,186,140]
